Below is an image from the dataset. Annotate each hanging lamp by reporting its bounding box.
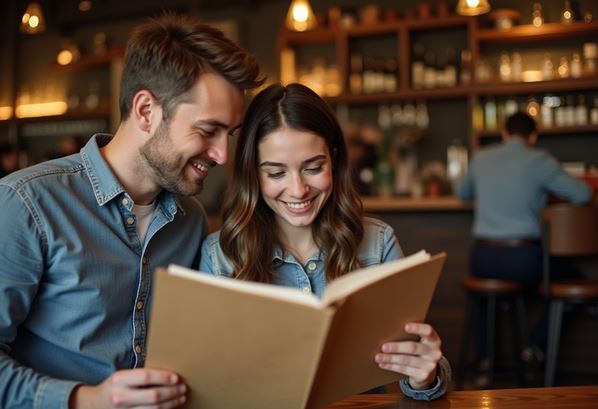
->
[456,0,491,16]
[285,0,317,32]
[20,1,46,34]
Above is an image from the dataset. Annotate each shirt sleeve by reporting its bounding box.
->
[199,236,216,274]
[399,355,451,400]
[456,169,475,200]
[381,223,404,262]
[0,184,79,409]
[541,155,592,204]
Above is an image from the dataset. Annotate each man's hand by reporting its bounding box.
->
[375,322,443,390]
[70,368,187,409]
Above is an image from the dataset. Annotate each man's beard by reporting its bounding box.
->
[139,121,204,196]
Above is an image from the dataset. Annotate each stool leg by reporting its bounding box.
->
[457,293,476,389]
[487,293,497,387]
[514,296,528,386]
[544,299,564,387]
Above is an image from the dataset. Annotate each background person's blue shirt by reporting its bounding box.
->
[457,139,592,239]
[0,134,207,409]
[200,217,450,400]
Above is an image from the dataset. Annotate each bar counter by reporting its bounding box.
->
[327,385,598,408]
[362,195,472,212]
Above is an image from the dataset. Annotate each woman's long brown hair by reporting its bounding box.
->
[220,83,364,283]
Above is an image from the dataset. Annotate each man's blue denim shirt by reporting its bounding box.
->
[200,217,450,400]
[0,135,207,409]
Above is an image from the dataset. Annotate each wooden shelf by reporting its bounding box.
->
[53,47,125,73]
[477,124,598,138]
[11,104,111,124]
[475,21,598,44]
[470,76,598,96]
[278,29,336,47]
[345,22,399,37]
[404,15,470,30]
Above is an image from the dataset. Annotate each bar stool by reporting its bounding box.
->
[540,204,598,387]
[457,276,528,389]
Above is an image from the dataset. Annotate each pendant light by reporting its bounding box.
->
[456,0,491,16]
[286,0,317,32]
[20,1,46,34]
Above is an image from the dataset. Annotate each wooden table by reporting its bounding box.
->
[327,385,598,408]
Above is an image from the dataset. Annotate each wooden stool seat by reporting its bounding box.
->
[543,281,598,299]
[457,276,528,389]
[462,276,522,293]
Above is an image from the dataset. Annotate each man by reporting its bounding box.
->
[0,14,262,409]
[456,111,592,370]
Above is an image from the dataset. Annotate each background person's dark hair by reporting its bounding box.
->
[119,13,263,122]
[505,112,537,138]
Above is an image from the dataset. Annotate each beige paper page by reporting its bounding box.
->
[306,253,446,409]
[146,268,333,409]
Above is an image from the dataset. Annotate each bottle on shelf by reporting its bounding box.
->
[445,48,458,88]
[542,53,554,81]
[540,95,554,128]
[564,95,576,126]
[415,101,429,130]
[557,56,570,79]
[383,58,398,93]
[575,95,587,126]
[459,49,472,85]
[526,96,540,122]
[362,57,376,94]
[511,51,522,82]
[590,95,598,125]
[423,51,436,89]
[570,53,582,78]
[484,98,497,130]
[505,97,518,118]
[350,53,363,95]
[555,96,566,127]
[472,101,484,132]
[411,43,425,89]
[532,2,544,27]
[499,52,512,82]
[561,0,575,24]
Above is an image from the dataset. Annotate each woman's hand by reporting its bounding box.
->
[375,322,443,390]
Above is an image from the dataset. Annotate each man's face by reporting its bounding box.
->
[140,71,244,196]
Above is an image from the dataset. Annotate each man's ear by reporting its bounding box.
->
[500,129,509,141]
[131,90,157,133]
[528,131,539,146]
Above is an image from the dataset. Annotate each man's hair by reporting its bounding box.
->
[119,13,263,121]
[505,111,537,138]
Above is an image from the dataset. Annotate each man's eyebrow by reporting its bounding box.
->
[192,119,242,130]
[259,155,326,168]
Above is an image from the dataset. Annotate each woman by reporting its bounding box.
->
[200,83,450,400]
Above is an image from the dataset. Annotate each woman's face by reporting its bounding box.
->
[257,126,333,230]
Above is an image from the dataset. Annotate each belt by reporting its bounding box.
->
[475,238,541,247]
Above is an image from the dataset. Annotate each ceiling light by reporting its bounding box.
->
[20,1,46,34]
[456,0,491,17]
[286,0,317,32]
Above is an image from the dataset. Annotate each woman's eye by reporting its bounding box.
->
[267,171,285,179]
[305,165,323,174]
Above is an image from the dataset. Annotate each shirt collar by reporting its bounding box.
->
[272,244,324,265]
[80,134,184,215]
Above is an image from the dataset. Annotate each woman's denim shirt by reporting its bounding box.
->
[200,217,450,400]
[200,217,403,298]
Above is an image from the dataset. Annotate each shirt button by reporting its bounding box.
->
[126,217,134,225]
[307,262,317,271]
[142,256,148,265]
[136,301,144,310]
[302,287,311,293]
[122,198,129,206]
[135,345,142,354]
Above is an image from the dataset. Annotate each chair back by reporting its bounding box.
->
[541,204,598,256]
[540,204,598,298]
